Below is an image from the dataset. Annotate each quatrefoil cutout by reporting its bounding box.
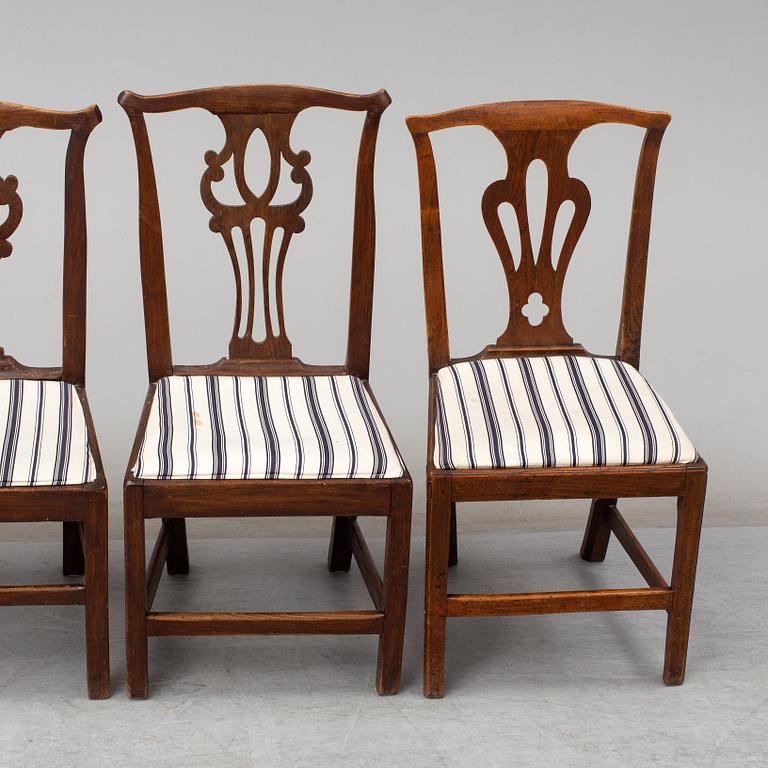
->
[521,292,549,326]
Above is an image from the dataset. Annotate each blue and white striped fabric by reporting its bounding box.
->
[134,375,405,481]
[433,356,696,470]
[0,379,96,486]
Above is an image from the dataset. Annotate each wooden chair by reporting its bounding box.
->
[119,85,412,697]
[0,100,109,699]
[407,100,707,697]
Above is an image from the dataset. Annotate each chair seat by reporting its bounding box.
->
[134,374,405,481]
[433,356,697,470]
[0,379,96,487]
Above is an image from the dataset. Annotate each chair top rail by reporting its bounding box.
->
[118,84,391,116]
[406,99,670,134]
[0,101,101,132]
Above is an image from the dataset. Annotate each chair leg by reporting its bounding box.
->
[376,483,412,695]
[664,468,706,685]
[423,478,452,698]
[448,502,458,568]
[63,521,85,576]
[580,498,616,562]
[327,516,355,572]
[164,518,190,575]
[84,496,110,699]
[124,483,149,698]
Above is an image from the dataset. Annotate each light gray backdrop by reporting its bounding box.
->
[1,0,765,533]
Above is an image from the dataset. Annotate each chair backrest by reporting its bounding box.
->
[119,85,391,383]
[406,100,670,374]
[0,100,101,385]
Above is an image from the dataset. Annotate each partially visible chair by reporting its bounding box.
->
[0,99,109,698]
[119,84,412,697]
[407,100,707,697]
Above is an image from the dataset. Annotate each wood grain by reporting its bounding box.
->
[146,610,384,636]
[120,83,390,379]
[0,584,86,606]
[447,588,673,617]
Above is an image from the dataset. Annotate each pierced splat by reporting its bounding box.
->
[521,291,549,326]
[0,172,23,259]
[482,129,591,349]
[201,113,312,361]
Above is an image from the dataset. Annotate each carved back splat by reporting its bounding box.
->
[201,113,312,360]
[407,100,670,372]
[483,129,590,348]
[0,170,23,260]
[0,101,101,383]
[119,85,391,382]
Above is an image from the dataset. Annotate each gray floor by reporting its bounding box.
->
[0,522,766,767]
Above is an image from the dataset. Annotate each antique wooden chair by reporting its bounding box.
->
[0,100,109,698]
[119,85,412,697]
[407,101,707,697]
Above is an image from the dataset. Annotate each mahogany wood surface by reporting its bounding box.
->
[607,505,669,589]
[120,84,411,697]
[446,587,674,617]
[350,518,384,611]
[0,99,109,699]
[408,99,707,697]
[146,610,385,636]
[0,584,86,606]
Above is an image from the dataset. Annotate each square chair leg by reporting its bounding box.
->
[663,467,706,685]
[423,478,452,698]
[580,498,616,562]
[327,516,355,572]
[63,521,85,576]
[376,484,412,694]
[164,517,190,575]
[84,496,110,699]
[448,503,458,568]
[124,483,149,698]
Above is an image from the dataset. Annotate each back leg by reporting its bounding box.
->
[327,516,354,572]
[448,503,458,568]
[580,498,616,562]
[164,518,190,575]
[63,521,85,576]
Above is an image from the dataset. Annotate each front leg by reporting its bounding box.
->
[84,495,110,699]
[124,483,149,698]
[423,478,452,698]
[376,483,412,694]
[664,467,706,685]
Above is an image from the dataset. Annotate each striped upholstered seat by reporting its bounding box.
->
[134,375,405,481]
[0,379,96,486]
[433,356,697,470]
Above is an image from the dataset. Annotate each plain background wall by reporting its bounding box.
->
[0,0,766,536]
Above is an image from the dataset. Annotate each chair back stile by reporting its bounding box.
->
[0,101,102,386]
[406,100,670,374]
[118,85,391,384]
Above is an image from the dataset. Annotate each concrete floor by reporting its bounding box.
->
[0,522,766,767]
